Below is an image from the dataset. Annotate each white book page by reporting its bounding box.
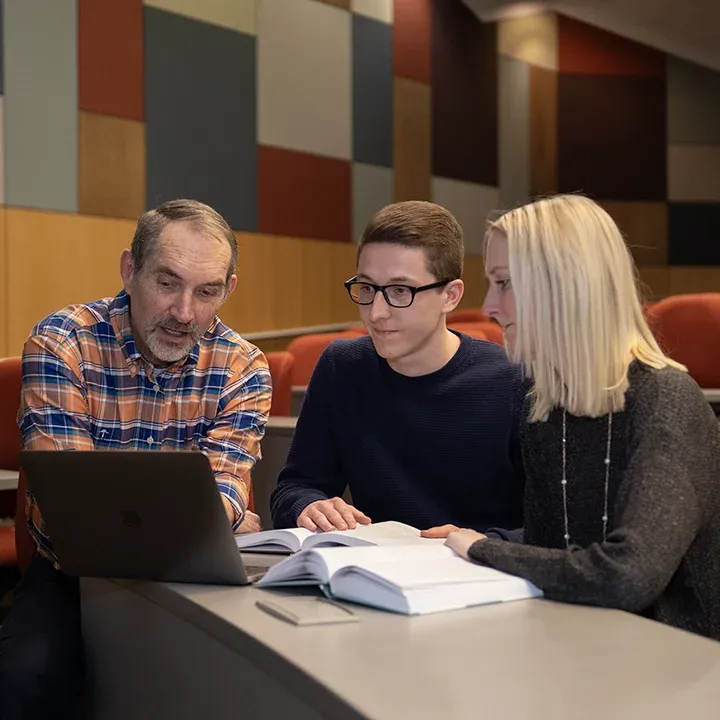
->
[257,550,333,585]
[339,555,523,590]
[310,542,457,579]
[331,569,541,615]
[235,527,313,552]
[258,537,449,587]
[303,521,439,549]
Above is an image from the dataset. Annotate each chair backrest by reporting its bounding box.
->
[648,293,720,388]
[450,321,505,345]
[265,351,294,417]
[287,330,364,386]
[0,358,24,567]
[0,357,23,471]
[449,324,486,341]
[447,308,489,325]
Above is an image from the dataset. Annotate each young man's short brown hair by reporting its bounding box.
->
[357,201,464,281]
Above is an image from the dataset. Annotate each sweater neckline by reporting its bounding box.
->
[379,331,473,386]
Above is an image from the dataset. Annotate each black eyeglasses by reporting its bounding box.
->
[344,277,451,308]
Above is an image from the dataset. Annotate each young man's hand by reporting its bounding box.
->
[297,498,371,532]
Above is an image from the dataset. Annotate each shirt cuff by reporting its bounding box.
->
[216,481,246,530]
[289,492,330,526]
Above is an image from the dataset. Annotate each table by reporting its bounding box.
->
[81,565,720,720]
[0,469,19,492]
[291,385,307,416]
[703,388,720,410]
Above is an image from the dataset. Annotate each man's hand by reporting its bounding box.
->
[236,510,262,534]
[420,524,460,539]
[222,496,263,534]
[444,528,487,560]
[297,497,371,532]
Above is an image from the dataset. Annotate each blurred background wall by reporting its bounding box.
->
[0,0,718,354]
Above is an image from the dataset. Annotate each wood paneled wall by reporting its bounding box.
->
[0,209,489,357]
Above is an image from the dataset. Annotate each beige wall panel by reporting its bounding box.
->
[460,255,489,309]
[498,13,558,70]
[636,266,670,301]
[352,0,392,23]
[227,234,358,336]
[0,209,7,357]
[529,65,558,196]
[669,267,720,296]
[145,0,256,35]
[79,112,146,220]
[6,209,136,355]
[257,0,352,159]
[599,201,668,266]
[394,77,431,201]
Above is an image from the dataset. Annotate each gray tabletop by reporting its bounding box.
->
[89,565,720,720]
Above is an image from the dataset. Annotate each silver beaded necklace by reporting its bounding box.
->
[561,409,613,549]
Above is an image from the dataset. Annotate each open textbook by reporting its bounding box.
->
[256,543,542,615]
[235,521,441,554]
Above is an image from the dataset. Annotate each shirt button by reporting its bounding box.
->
[153,384,160,392]
[147,437,154,445]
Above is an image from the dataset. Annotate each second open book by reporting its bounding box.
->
[237,522,542,615]
[234,520,437,553]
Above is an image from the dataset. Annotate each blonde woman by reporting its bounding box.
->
[437,194,720,639]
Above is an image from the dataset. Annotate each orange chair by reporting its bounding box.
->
[287,329,365,386]
[0,358,22,567]
[265,351,294,417]
[451,325,486,341]
[450,321,505,345]
[648,293,720,388]
[448,309,489,325]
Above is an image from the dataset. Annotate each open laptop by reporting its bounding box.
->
[20,450,275,585]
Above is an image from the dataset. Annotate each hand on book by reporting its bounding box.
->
[297,497,371,532]
[237,510,262,534]
[223,495,262,534]
[444,529,487,560]
[420,524,460,539]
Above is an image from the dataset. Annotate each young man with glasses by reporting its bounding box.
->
[271,201,525,537]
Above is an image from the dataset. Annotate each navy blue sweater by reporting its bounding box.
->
[271,334,526,532]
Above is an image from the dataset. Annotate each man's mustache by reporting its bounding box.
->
[154,318,199,335]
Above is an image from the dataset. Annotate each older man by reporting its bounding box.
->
[0,199,271,719]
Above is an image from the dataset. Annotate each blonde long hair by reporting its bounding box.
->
[486,194,685,422]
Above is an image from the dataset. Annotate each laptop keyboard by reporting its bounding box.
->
[245,565,268,576]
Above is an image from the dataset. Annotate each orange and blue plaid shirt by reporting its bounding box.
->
[18,290,272,566]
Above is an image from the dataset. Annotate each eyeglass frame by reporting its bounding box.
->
[343,276,452,308]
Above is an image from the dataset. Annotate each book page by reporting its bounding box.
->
[303,521,441,550]
[339,555,523,590]
[259,544,455,587]
[309,542,457,578]
[235,527,313,552]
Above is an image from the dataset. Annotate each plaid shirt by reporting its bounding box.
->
[18,290,272,566]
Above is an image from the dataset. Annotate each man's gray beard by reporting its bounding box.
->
[146,329,195,363]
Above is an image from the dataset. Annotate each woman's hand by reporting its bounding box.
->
[444,528,487,559]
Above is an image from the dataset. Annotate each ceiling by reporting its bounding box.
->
[463,0,720,71]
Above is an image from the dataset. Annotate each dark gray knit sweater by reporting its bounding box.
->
[469,362,720,640]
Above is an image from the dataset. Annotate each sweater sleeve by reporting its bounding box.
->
[467,372,712,612]
[270,346,347,528]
